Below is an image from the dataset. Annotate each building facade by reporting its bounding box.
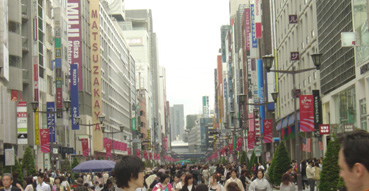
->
[170,104,184,142]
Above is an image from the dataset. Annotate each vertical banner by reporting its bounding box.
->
[81,138,89,156]
[236,137,243,151]
[245,8,251,50]
[35,108,40,145]
[127,148,131,155]
[257,60,265,133]
[17,102,28,144]
[55,8,63,118]
[90,0,103,152]
[40,129,50,153]
[313,90,323,131]
[300,95,315,132]
[143,150,148,159]
[250,3,257,48]
[248,131,255,150]
[47,102,56,143]
[67,0,83,90]
[263,119,273,143]
[105,141,112,157]
[254,0,262,39]
[70,64,80,130]
[136,149,140,158]
[149,152,152,160]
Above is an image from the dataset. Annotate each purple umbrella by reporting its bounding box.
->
[72,160,116,172]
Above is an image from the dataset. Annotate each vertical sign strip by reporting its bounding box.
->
[255,0,262,39]
[250,4,257,48]
[81,138,89,156]
[35,108,40,145]
[70,64,80,130]
[263,119,273,143]
[313,90,322,131]
[47,102,56,143]
[245,8,251,51]
[17,102,28,144]
[55,38,63,118]
[257,60,265,133]
[67,0,83,90]
[90,0,103,151]
[300,95,315,132]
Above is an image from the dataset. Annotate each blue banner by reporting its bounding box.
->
[71,64,80,130]
[251,4,257,48]
[257,59,265,133]
[47,102,56,143]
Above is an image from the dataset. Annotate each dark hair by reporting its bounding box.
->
[341,130,369,171]
[211,173,221,182]
[37,173,44,178]
[12,172,19,179]
[84,183,89,188]
[2,173,12,180]
[114,155,144,189]
[226,182,241,191]
[25,176,33,185]
[60,176,66,181]
[256,170,264,178]
[195,184,208,191]
[282,173,291,185]
[184,174,194,186]
[159,173,169,183]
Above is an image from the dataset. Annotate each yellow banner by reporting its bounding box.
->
[90,0,103,152]
[35,108,39,145]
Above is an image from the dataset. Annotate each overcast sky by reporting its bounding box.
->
[125,0,230,117]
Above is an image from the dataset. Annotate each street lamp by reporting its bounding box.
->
[74,115,105,159]
[31,100,71,113]
[262,53,322,191]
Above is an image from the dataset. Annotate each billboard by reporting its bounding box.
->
[90,0,103,151]
[17,102,28,144]
[67,0,83,90]
[70,64,79,130]
[46,102,56,143]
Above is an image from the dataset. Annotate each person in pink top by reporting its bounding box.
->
[152,174,174,191]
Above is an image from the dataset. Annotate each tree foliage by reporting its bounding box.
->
[248,151,257,172]
[71,157,79,169]
[319,136,341,191]
[269,142,290,186]
[61,159,72,174]
[22,146,36,176]
[240,151,247,165]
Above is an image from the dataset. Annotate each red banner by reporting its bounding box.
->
[263,119,273,143]
[236,137,243,151]
[105,141,112,157]
[128,147,131,155]
[248,130,255,149]
[136,149,140,158]
[300,95,315,132]
[81,138,89,156]
[40,129,50,153]
[149,152,152,160]
[144,150,147,159]
[163,136,168,151]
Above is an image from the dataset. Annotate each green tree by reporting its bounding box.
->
[319,136,341,191]
[61,159,72,174]
[270,142,290,186]
[186,115,198,130]
[71,157,79,169]
[268,143,280,184]
[240,151,246,165]
[22,147,36,176]
[248,151,257,172]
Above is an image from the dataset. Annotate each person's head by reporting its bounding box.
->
[241,170,248,177]
[12,172,18,179]
[315,163,320,168]
[173,174,180,183]
[230,169,237,179]
[60,176,66,182]
[287,166,293,173]
[184,174,194,186]
[25,176,33,186]
[282,173,291,185]
[75,177,83,186]
[114,155,145,190]
[159,173,170,184]
[195,184,208,191]
[308,160,314,166]
[84,183,89,188]
[106,180,113,188]
[54,177,61,185]
[210,173,220,184]
[256,170,264,179]
[253,163,257,167]
[179,172,186,182]
[339,130,369,191]
[37,173,44,184]
[2,173,13,189]
[226,182,241,191]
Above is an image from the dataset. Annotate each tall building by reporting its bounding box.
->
[170,105,184,142]
[271,0,321,159]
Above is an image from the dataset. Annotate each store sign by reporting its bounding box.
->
[319,124,330,135]
[344,124,354,132]
[291,52,300,61]
[289,15,298,24]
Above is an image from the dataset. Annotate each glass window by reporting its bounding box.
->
[360,98,367,116]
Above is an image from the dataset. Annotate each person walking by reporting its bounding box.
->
[225,182,241,191]
[248,170,271,191]
[224,170,244,191]
[306,161,315,191]
[52,177,63,191]
[313,163,321,191]
[279,174,295,191]
[0,173,21,191]
[24,177,34,191]
[152,173,174,191]
[239,170,251,191]
[181,174,195,191]
[201,166,210,185]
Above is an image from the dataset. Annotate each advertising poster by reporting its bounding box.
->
[263,119,273,143]
[47,102,56,143]
[300,95,315,132]
[40,129,50,153]
[70,64,79,130]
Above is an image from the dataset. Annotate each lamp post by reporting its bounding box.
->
[262,53,322,191]
[74,115,105,159]
[102,126,125,159]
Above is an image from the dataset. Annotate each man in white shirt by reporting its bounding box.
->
[36,174,51,191]
[306,161,315,191]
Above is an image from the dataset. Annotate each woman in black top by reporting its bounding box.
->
[181,174,195,191]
